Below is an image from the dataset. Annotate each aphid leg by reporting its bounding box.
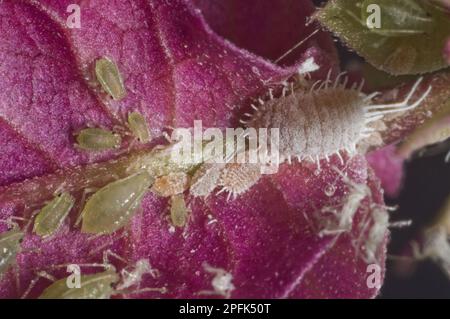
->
[364,77,432,119]
[74,188,98,227]
[445,150,450,163]
[21,271,56,299]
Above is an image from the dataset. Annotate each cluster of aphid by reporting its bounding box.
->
[0,47,433,298]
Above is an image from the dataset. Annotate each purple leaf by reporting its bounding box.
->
[0,0,388,299]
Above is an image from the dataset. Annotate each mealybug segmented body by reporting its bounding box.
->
[246,74,431,165]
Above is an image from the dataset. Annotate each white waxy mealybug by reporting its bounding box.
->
[189,163,225,198]
[151,172,188,197]
[81,171,153,235]
[76,128,122,151]
[246,75,431,165]
[95,57,126,101]
[33,192,75,238]
[0,221,24,277]
[217,162,262,201]
[128,112,151,143]
[170,194,189,228]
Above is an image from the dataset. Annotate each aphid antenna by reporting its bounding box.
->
[274,29,320,64]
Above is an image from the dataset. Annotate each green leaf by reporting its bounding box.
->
[315,0,450,75]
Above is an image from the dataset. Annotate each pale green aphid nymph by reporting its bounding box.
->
[95,57,127,101]
[81,171,154,235]
[76,128,122,151]
[33,192,75,238]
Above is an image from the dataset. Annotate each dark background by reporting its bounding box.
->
[380,150,450,298]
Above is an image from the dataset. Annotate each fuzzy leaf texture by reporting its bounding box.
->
[315,0,450,75]
[2,0,442,299]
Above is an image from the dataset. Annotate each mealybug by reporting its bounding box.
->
[245,74,431,166]
[95,57,126,101]
[33,192,75,238]
[81,171,153,235]
[217,162,262,201]
[76,128,122,151]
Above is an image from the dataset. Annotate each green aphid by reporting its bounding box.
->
[95,57,127,100]
[33,193,75,238]
[128,111,151,143]
[81,171,154,235]
[76,128,122,151]
[0,223,24,277]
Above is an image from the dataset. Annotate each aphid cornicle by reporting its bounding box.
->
[76,128,122,151]
[33,192,75,238]
[0,222,24,277]
[128,112,151,143]
[95,57,126,100]
[245,74,431,165]
[81,171,154,235]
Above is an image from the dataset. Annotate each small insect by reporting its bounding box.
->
[0,220,25,277]
[76,128,122,151]
[169,194,189,228]
[128,111,151,143]
[95,57,126,100]
[199,263,235,299]
[152,172,188,197]
[33,192,75,238]
[38,259,164,299]
[189,163,225,198]
[217,162,262,201]
[81,171,154,235]
[245,74,431,166]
